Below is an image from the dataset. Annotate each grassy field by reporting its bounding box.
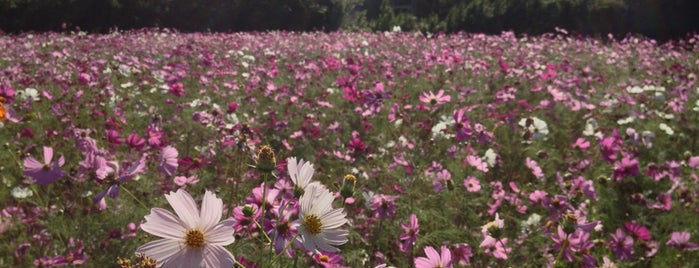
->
[1,29,698,267]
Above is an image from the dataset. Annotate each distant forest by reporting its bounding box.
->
[1,0,697,41]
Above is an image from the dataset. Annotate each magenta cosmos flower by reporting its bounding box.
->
[414,245,452,268]
[137,189,236,267]
[23,146,65,185]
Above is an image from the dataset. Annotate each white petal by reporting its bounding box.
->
[298,160,314,186]
[165,189,200,228]
[205,219,236,246]
[200,190,223,231]
[136,238,182,264]
[309,186,333,215]
[320,208,347,230]
[322,228,349,245]
[287,157,299,184]
[141,208,187,240]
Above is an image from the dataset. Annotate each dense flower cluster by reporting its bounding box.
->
[1,30,698,267]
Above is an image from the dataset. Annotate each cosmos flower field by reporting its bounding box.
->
[1,29,698,267]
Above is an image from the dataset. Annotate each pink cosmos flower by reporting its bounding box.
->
[174,175,200,187]
[525,157,544,179]
[399,214,419,252]
[608,228,634,260]
[23,146,65,186]
[463,176,481,192]
[369,194,399,220]
[137,189,236,267]
[312,251,347,268]
[453,107,473,141]
[159,146,179,176]
[419,90,451,106]
[414,245,452,268]
[688,156,699,169]
[666,231,699,251]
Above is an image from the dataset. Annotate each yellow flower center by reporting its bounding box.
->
[304,214,322,235]
[184,228,205,248]
[319,255,330,262]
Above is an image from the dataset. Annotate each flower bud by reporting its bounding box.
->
[255,145,276,173]
[242,204,255,217]
[340,174,357,199]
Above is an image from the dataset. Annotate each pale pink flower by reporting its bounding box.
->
[23,146,65,186]
[419,90,451,106]
[414,245,452,268]
[158,146,179,176]
[137,189,236,267]
[463,176,481,192]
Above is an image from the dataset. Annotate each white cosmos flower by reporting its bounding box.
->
[295,184,349,253]
[137,189,236,267]
[518,117,549,140]
[287,157,320,196]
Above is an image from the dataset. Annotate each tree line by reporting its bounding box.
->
[0,0,697,41]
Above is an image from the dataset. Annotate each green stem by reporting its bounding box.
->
[233,257,246,268]
[260,173,273,261]
[120,184,149,210]
[252,218,272,244]
[271,233,300,266]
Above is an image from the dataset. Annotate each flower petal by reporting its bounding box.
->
[319,208,347,230]
[141,208,187,240]
[136,238,182,264]
[322,228,348,245]
[42,146,54,165]
[23,157,43,171]
[424,246,440,262]
[162,247,203,268]
[202,245,235,268]
[165,189,200,228]
[200,190,223,231]
[205,219,235,246]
